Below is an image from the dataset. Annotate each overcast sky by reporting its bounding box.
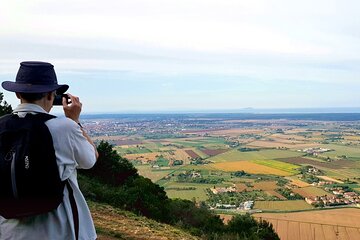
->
[0,0,359,113]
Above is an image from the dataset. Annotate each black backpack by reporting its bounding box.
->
[0,113,64,219]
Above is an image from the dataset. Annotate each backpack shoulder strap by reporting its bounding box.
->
[66,181,79,240]
[26,112,57,122]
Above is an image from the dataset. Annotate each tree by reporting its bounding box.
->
[0,92,12,116]
[80,140,138,186]
[122,176,170,222]
[226,214,279,240]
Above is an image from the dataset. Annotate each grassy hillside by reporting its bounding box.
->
[89,201,200,240]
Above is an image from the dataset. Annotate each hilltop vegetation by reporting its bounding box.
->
[79,141,279,239]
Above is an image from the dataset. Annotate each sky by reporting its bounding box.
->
[0,0,359,113]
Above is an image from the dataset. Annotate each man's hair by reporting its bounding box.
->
[18,92,47,102]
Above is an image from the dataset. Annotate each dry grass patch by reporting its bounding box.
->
[234,183,248,192]
[285,176,310,187]
[90,202,200,240]
[123,152,160,162]
[317,175,344,183]
[252,181,278,191]
[293,186,333,198]
[265,191,287,200]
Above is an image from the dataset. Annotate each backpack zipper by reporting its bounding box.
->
[10,151,19,199]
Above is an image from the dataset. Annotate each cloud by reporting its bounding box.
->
[1,0,359,111]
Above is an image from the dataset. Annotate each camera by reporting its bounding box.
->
[53,94,71,106]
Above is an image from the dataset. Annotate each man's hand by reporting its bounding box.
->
[62,93,99,160]
[63,93,82,123]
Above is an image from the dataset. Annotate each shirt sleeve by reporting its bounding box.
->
[70,124,97,169]
[46,117,97,180]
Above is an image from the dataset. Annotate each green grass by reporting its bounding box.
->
[173,137,227,148]
[193,148,209,158]
[323,168,360,180]
[252,159,300,175]
[143,142,164,151]
[136,165,174,182]
[115,146,152,155]
[320,144,360,159]
[208,149,304,163]
[155,157,169,167]
[162,182,225,201]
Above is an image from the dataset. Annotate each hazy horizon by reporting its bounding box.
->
[75,107,360,115]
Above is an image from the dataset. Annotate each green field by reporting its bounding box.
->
[142,142,164,151]
[252,159,300,175]
[320,144,360,159]
[115,146,152,155]
[254,200,314,211]
[192,148,209,158]
[136,165,174,182]
[162,182,221,201]
[208,149,304,163]
[323,168,360,180]
[173,137,227,148]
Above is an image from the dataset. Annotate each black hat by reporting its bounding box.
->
[2,61,69,94]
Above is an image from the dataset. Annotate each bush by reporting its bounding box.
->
[80,141,138,186]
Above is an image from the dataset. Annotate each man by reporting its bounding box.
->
[0,61,98,240]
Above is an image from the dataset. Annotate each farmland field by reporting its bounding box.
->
[292,186,333,198]
[252,159,300,175]
[161,182,218,201]
[320,144,360,158]
[246,140,318,149]
[285,176,310,187]
[252,181,278,191]
[265,190,287,200]
[88,113,360,240]
[254,200,314,211]
[136,165,174,182]
[208,149,304,163]
[211,161,293,176]
[253,208,360,240]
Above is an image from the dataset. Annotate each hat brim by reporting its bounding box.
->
[2,81,69,94]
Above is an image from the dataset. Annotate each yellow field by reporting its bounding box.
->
[285,176,310,187]
[210,161,292,176]
[317,175,344,183]
[344,135,360,141]
[123,152,160,162]
[254,200,314,211]
[253,208,360,240]
[252,181,278,191]
[270,133,308,141]
[172,150,191,162]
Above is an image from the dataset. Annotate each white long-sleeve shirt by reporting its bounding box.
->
[0,103,97,240]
